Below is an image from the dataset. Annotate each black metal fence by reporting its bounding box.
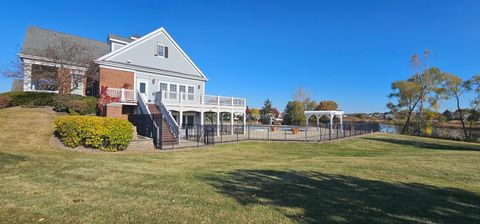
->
[129,114,380,150]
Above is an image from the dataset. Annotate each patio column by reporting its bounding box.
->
[316,115,320,129]
[216,111,220,136]
[23,61,32,91]
[340,115,344,132]
[243,111,246,134]
[200,111,204,125]
[306,114,309,129]
[179,110,183,128]
[329,114,333,135]
[230,112,234,135]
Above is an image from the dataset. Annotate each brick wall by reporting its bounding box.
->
[106,103,135,120]
[99,67,134,89]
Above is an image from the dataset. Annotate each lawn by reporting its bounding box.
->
[1,107,480,223]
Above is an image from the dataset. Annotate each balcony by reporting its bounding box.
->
[155,90,246,108]
[106,88,136,103]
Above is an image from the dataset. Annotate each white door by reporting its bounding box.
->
[137,79,148,100]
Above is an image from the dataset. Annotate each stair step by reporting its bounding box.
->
[146,103,179,145]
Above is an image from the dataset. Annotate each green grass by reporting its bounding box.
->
[1,107,480,223]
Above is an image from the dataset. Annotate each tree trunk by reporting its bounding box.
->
[402,99,420,134]
[456,97,469,140]
[402,108,413,134]
[417,100,424,136]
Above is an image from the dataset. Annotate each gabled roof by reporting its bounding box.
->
[107,34,134,43]
[21,26,109,62]
[97,27,207,79]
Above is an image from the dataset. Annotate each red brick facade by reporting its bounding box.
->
[106,103,135,120]
[99,67,134,89]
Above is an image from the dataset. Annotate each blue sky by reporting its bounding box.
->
[1,0,480,113]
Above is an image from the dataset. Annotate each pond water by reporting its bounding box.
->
[379,124,401,134]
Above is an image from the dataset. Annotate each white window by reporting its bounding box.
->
[159,82,168,91]
[156,43,168,58]
[170,84,177,92]
[179,85,187,100]
[179,85,186,93]
[169,83,177,99]
[187,86,195,101]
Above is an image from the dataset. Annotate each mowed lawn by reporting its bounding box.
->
[1,108,480,224]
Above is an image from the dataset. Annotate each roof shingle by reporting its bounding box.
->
[20,26,110,62]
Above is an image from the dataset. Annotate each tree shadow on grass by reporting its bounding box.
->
[363,137,480,151]
[204,170,480,223]
[0,152,26,168]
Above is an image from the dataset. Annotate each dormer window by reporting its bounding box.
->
[155,43,168,58]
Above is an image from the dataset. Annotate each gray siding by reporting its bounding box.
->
[107,31,203,78]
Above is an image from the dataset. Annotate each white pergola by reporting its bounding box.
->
[305,110,344,133]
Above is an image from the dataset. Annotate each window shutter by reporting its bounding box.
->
[165,46,169,58]
[154,44,158,56]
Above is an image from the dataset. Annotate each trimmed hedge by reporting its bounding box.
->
[53,94,97,115]
[1,92,55,107]
[0,95,12,109]
[54,116,133,151]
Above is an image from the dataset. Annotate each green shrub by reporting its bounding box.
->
[2,91,55,107]
[53,94,97,115]
[53,94,83,112]
[83,96,97,114]
[0,95,12,109]
[54,116,133,151]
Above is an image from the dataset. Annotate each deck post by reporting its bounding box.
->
[243,112,246,135]
[230,111,234,135]
[216,111,220,136]
[120,88,125,102]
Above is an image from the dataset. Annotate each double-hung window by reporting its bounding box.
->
[188,86,195,101]
[156,43,168,58]
[159,82,168,91]
[159,82,168,98]
[179,85,186,100]
[169,83,177,99]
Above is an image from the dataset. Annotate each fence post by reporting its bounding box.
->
[248,124,250,140]
[305,126,308,142]
[320,124,323,141]
[336,125,339,139]
[350,122,352,137]
[329,124,332,140]
[220,124,223,143]
[197,126,200,147]
[268,126,270,141]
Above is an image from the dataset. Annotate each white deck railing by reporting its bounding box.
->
[155,90,246,107]
[106,88,136,102]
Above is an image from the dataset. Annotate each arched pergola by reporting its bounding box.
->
[305,110,344,133]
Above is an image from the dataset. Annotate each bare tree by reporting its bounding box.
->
[292,87,309,102]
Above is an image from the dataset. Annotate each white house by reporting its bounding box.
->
[20,26,246,142]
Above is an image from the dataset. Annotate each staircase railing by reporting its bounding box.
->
[155,98,179,140]
[136,91,161,147]
[137,91,152,115]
